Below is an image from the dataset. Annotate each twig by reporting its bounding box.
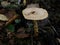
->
[5,15,18,26]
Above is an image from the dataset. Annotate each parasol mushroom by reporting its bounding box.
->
[22,7,48,36]
[1,1,10,7]
[0,14,8,21]
[0,14,8,28]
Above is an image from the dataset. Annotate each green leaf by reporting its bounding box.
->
[6,24,15,32]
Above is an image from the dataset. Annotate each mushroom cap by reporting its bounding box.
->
[1,1,10,7]
[0,14,8,21]
[22,8,48,20]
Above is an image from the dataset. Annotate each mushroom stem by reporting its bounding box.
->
[33,20,38,36]
[23,0,26,6]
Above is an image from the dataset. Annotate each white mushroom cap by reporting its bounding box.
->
[22,8,48,20]
[1,1,10,7]
[0,14,8,21]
